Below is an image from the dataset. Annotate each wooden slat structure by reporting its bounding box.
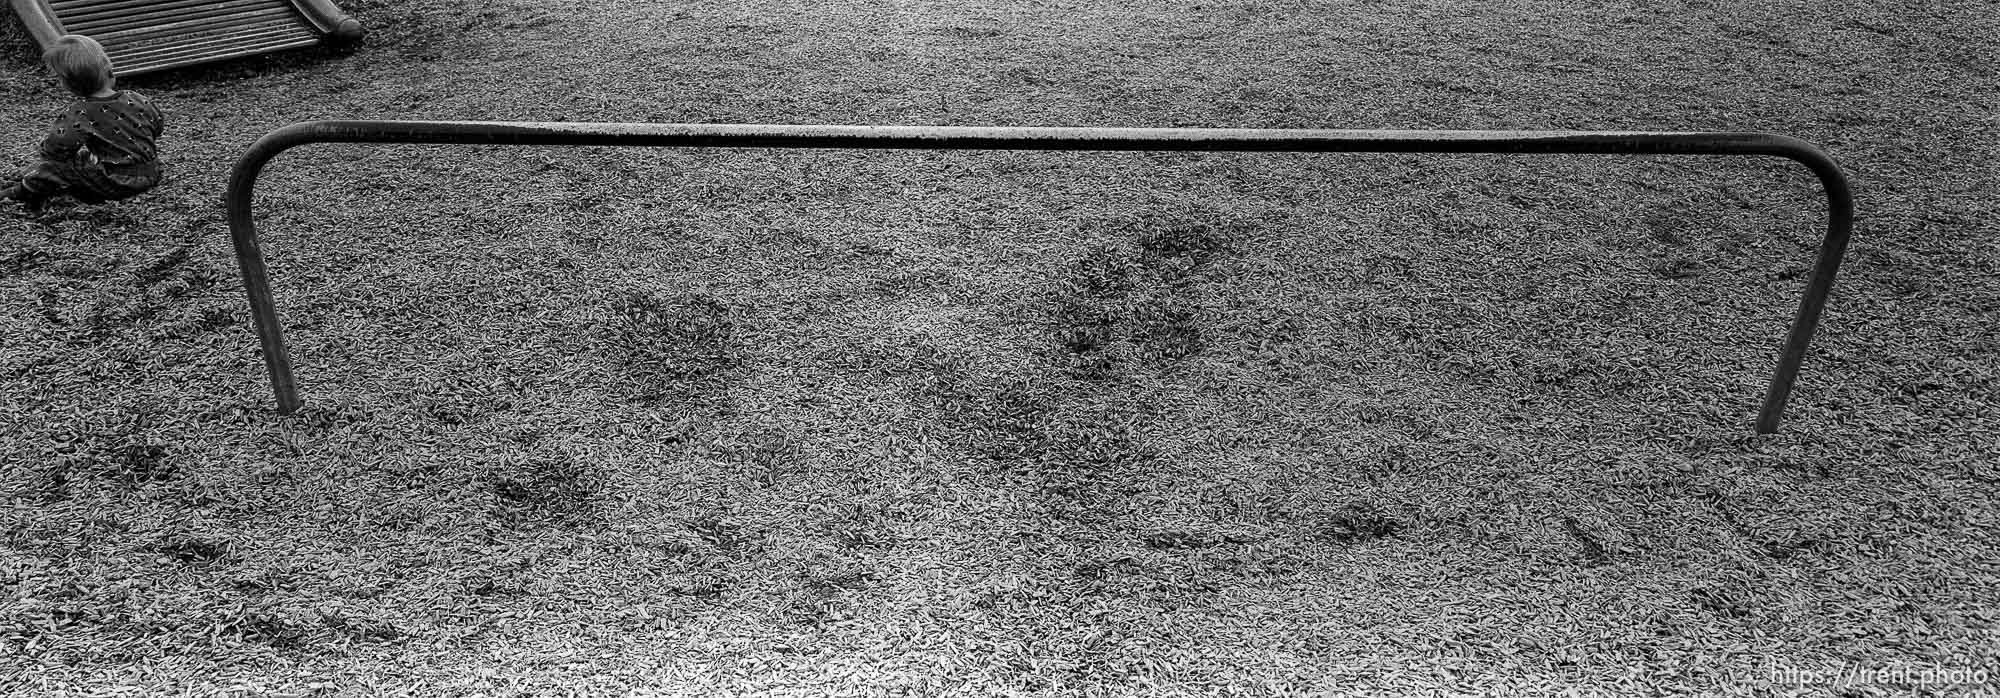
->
[9,0,362,76]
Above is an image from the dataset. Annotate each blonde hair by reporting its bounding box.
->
[44,35,113,96]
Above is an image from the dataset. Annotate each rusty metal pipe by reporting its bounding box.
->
[225,121,1853,432]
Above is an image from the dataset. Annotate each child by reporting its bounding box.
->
[1,35,164,211]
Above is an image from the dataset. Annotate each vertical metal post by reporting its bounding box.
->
[225,147,303,415]
[1755,158,1854,434]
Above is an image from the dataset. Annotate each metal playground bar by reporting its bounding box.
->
[224,121,1853,433]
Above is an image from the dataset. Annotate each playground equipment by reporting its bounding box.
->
[9,0,362,76]
[225,121,1853,433]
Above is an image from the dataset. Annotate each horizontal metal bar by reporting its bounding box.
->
[235,120,1846,159]
[226,121,1853,432]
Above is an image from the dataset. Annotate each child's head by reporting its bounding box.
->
[43,35,114,96]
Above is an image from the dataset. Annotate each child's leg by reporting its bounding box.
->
[11,161,81,208]
[18,163,66,199]
[0,183,33,216]
[1,168,27,206]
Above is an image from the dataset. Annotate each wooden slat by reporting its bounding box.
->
[64,0,279,28]
[77,6,297,38]
[107,19,311,61]
[49,0,271,13]
[93,8,301,42]
[62,0,269,21]
[117,36,320,75]
[74,8,288,36]
[71,4,292,35]
[117,33,319,67]
[111,22,314,60]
